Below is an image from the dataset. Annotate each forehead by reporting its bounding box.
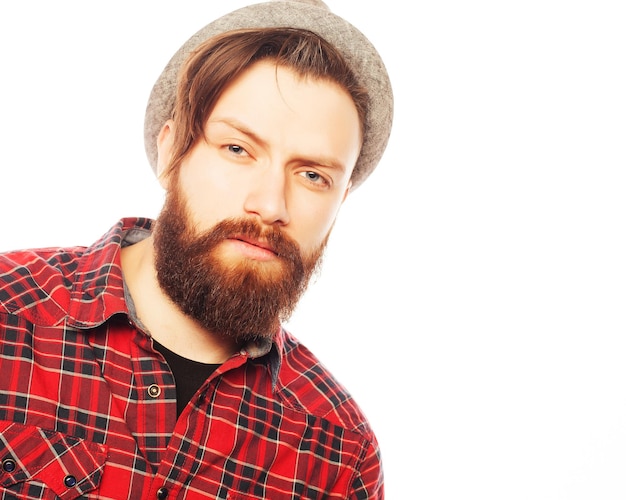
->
[208,60,359,132]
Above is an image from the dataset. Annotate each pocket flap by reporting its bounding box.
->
[0,422,107,500]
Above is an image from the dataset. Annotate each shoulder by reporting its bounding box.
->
[276,330,375,439]
[0,219,148,326]
[0,246,85,322]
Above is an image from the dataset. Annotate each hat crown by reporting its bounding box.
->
[272,0,329,8]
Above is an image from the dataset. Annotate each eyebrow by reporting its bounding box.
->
[207,118,269,150]
[207,117,348,173]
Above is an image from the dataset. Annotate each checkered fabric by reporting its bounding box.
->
[0,218,383,499]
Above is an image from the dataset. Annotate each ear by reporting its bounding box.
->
[156,120,175,189]
[341,180,353,203]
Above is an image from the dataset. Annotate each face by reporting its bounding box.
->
[153,60,362,340]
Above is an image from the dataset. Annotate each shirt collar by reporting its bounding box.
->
[67,218,151,328]
[240,329,285,388]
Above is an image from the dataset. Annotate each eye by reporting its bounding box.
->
[227,144,248,156]
[299,170,330,188]
[304,171,320,182]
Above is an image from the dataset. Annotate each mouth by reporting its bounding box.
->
[224,235,280,261]
[232,235,277,253]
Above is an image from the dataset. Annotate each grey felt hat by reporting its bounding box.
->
[144,0,393,189]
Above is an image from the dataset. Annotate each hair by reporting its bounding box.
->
[165,27,368,176]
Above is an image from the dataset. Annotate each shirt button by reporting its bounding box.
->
[64,475,77,487]
[156,487,168,499]
[147,384,162,398]
[2,458,16,472]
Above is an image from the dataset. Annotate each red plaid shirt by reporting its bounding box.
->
[0,218,383,499]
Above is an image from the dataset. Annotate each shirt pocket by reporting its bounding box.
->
[0,421,108,500]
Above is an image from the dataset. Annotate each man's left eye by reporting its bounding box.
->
[300,171,329,187]
[305,171,320,181]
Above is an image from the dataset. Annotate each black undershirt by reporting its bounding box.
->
[153,340,220,417]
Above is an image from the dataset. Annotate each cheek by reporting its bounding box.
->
[173,186,221,237]
[177,160,245,226]
[291,197,344,250]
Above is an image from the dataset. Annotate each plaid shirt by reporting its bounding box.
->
[0,218,383,500]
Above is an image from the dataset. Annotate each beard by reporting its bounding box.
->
[152,183,327,343]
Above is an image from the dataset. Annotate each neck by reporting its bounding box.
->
[120,235,240,364]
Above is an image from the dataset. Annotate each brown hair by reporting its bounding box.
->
[165,27,368,176]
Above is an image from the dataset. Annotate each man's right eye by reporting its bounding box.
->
[227,144,246,155]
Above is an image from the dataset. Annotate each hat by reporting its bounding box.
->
[144,0,393,189]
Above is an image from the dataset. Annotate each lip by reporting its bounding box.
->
[224,235,279,261]
[231,235,276,254]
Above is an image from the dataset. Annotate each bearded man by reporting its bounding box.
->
[0,1,393,498]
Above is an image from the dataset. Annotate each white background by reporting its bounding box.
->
[1,1,625,498]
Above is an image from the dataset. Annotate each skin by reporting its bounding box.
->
[121,61,362,363]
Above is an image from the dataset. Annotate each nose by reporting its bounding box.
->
[243,167,290,226]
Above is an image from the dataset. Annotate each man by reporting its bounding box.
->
[0,1,392,498]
